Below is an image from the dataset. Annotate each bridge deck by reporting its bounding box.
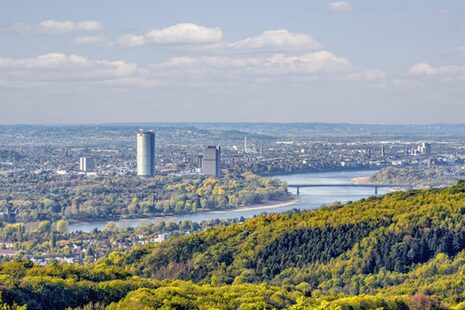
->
[287,184,409,188]
[287,183,411,196]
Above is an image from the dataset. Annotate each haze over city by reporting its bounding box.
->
[1,0,465,124]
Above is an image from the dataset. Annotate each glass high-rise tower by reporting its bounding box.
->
[202,146,221,178]
[137,130,155,176]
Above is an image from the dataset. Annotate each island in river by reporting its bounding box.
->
[0,172,289,224]
[69,169,383,233]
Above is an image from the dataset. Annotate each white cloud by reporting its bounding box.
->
[0,53,90,69]
[9,20,103,34]
[117,34,145,47]
[74,36,105,45]
[120,27,323,53]
[75,21,102,31]
[156,51,384,82]
[0,53,146,88]
[227,29,323,51]
[457,47,465,54]
[118,23,222,47]
[328,1,352,12]
[407,63,438,76]
[408,63,465,79]
[0,51,384,90]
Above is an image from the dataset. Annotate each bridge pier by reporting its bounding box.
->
[287,184,409,196]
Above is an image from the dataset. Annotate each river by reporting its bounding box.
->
[68,169,384,233]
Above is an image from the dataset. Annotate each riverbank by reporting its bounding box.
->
[69,169,378,233]
[352,176,371,184]
[204,197,301,214]
[263,167,381,178]
[68,197,300,228]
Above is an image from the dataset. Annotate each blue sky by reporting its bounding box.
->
[1,0,465,124]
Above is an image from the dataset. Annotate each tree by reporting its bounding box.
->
[55,220,69,233]
[36,220,52,233]
[409,293,442,310]
[103,222,119,232]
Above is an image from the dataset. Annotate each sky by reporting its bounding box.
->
[1,0,465,124]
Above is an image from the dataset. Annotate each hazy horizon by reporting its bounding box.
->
[2,121,465,127]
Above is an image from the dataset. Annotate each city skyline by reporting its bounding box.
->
[1,1,465,124]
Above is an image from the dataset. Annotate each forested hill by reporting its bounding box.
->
[3,182,465,309]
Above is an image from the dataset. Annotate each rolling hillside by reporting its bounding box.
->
[4,182,465,309]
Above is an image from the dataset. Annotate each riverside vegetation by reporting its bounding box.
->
[370,166,465,188]
[3,182,465,308]
[0,218,246,265]
[0,172,288,222]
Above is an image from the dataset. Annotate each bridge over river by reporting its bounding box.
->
[287,183,412,196]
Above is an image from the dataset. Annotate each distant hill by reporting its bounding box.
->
[4,182,465,309]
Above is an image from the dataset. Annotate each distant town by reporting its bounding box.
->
[1,123,464,179]
[1,123,465,265]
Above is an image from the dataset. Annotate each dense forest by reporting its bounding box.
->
[370,166,465,187]
[3,182,465,308]
[0,172,288,222]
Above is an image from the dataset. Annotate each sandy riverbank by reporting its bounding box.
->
[352,176,371,184]
[68,197,302,228]
[205,197,301,214]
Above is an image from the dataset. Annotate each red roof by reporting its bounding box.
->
[0,250,16,256]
